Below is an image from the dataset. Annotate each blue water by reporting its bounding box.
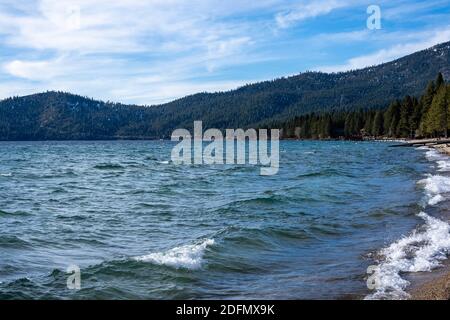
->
[0,141,438,299]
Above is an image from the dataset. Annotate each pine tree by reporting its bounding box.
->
[372,110,384,137]
[397,96,413,138]
[364,111,374,136]
[436,72,445,90]
[446,85,450,132]
[344,114,352,137]
[411,97,423,137]
[420,81,436,135]
[383,100,400,137]
[322,115,332,139]
[425,86,448,137]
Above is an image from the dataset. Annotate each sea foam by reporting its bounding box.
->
[418,174,450,205]
[366,146,450,299]
[366,212,450,299]
[134,238,214,270]
[0,173,12,177]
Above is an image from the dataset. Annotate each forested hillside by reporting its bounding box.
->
[0,41,449,140]
[277,73,450,139]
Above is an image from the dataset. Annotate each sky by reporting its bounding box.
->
[0,0,449,105]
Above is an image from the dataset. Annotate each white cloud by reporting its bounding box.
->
[3,57,69,81]
[1,0,450,104]
[317,27,450,72]
[0,0,278,103]
[275,0,348,29]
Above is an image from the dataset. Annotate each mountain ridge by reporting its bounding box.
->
[1,41,449,140]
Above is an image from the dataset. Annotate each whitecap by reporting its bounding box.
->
[418,174,450,205]
[0,173,12,177]
[437,160,450,172]
[428,194,444,206]
[365,212,450,300]
[134,238,214,270]
[158,160,169,164]
[425,148,444,161]
[417,146,448,164]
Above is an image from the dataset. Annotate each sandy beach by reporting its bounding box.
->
[410,272,450,299]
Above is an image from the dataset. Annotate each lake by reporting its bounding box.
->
[0,140,448,299]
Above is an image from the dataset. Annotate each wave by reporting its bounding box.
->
[233,195,288,206]
[366,146,450,300]
[424,147,443,160]
[296,168,341,178]
[0,173,12,177]
[134,239,214,270]
[94,163,124,170]
[418,174,450,206]
[423,147,450,172]
[218,225,313,248]
[0,210,31,217]
[0,235,30,248]
[365,212,450,300]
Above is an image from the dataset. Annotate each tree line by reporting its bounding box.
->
[278,73,450,140]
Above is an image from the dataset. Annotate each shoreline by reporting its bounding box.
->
[406,142,450,300]
[409,259,450,300]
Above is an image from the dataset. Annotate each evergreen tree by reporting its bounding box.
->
[411,97,423,137]
[321,115,332,139]
[364,111,374,136]
[397,96,413,138]
[425,86,448,137]
[384,100,401,137]
[372,111,384,137]
[436,72,445,90]
[420,80,436,134]
[344,114,352,137]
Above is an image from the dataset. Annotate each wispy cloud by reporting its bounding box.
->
[317,26,450,72]
[0,0,275,103]
[0,0,450,104]
[275,0,349,29]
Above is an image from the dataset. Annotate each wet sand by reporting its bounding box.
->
[410,272,450,299]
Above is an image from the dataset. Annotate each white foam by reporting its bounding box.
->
[437,160,450,172]
[0,173,12,177]
[134,239,214,270]
[366,146,450,299]
[366,212,450,300]
[423,148,450,172]
[428,194,444,206]
[418,174,450,205]
[158,160,169,164]
[424,148,445,161]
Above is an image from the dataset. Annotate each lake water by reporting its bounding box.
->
[1,140,449,299]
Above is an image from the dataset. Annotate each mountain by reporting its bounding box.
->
[1,41,450,140]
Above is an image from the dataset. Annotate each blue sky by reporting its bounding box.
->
[0,0,449,105]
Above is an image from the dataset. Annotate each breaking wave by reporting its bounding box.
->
[366,146,450,299]
[418,174,450,206]
[366,212,450,299]
[134,239,214,270]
